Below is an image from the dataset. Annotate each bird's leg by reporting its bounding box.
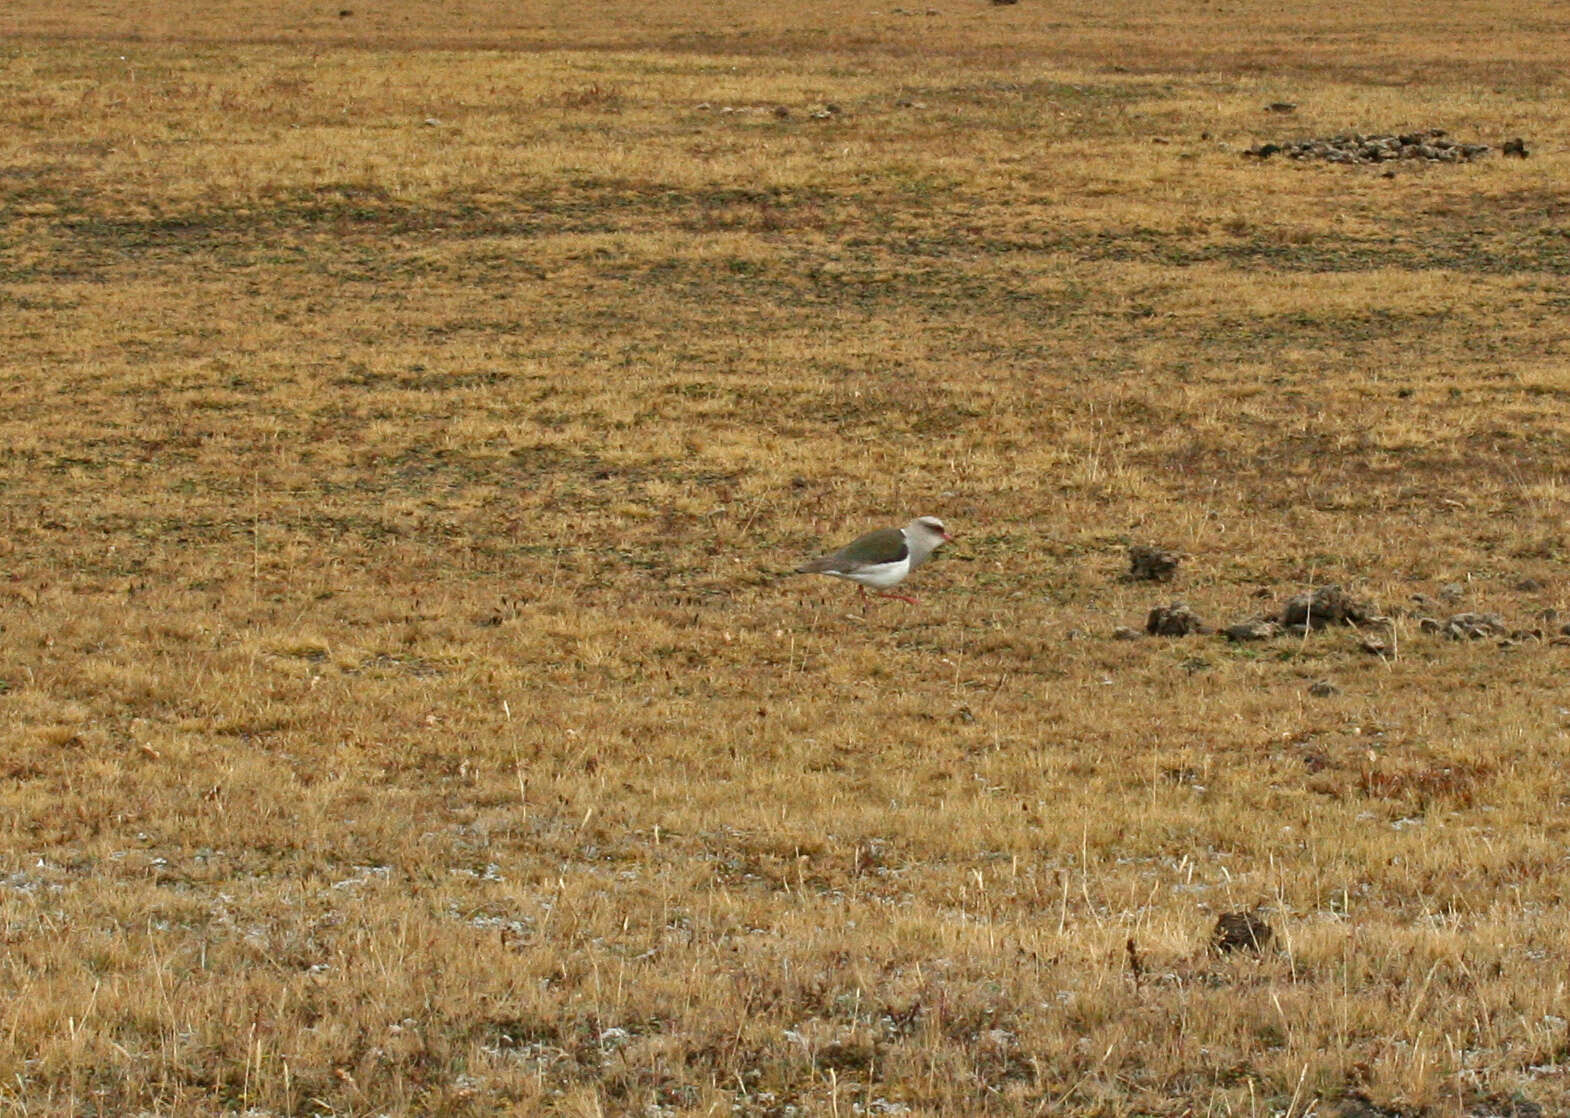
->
[875,590,919,605]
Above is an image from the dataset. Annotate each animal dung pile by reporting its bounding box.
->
[1243,129,1493,165]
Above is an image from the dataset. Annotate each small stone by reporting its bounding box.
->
[1438,582,1466,603]
[1516,577,1544,593]
[1211,910,1273,954]
[1264,102,1297,113]
[1502,137,1529,158]
[1146,602,1210,637]
[1308,680,1339,697]
[1358,635,1389,656]
[1112,626,1144,641]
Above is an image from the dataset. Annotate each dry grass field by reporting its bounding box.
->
[3,0,1570,1114]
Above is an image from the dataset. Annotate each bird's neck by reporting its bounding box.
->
[906,534,939,569]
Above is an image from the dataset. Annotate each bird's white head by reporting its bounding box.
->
[905,515,952,568]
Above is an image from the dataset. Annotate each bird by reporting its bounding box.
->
[794,516,952,605]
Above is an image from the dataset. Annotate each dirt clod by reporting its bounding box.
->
[1127,544,1181,582]
[1146,602,1210,636]
[1337,1092,1407,1118]
[1469,1095,1544,1118]
[1223,619,1280,642]
[1211,910,1273,954]
[1423,612,1508,640]
[1279,585,1377,629]
[1243,129,1492,165]
[1358,635,1389,656]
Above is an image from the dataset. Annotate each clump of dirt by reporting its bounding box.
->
[1336,1092,1409,1118]
[1279,585,1379,631]
[1243,129,1494,165]
[1211,910,1273,955]
[1133,577,1568,655]
[1222,619,1280,642]
[1419,612,1509,640]
[1127,545,1180,582]
[1146,602,1210,636]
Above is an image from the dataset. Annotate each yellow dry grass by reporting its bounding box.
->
[2,0,1570,1114]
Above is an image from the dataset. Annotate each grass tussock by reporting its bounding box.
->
[3,0,1570,1113]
